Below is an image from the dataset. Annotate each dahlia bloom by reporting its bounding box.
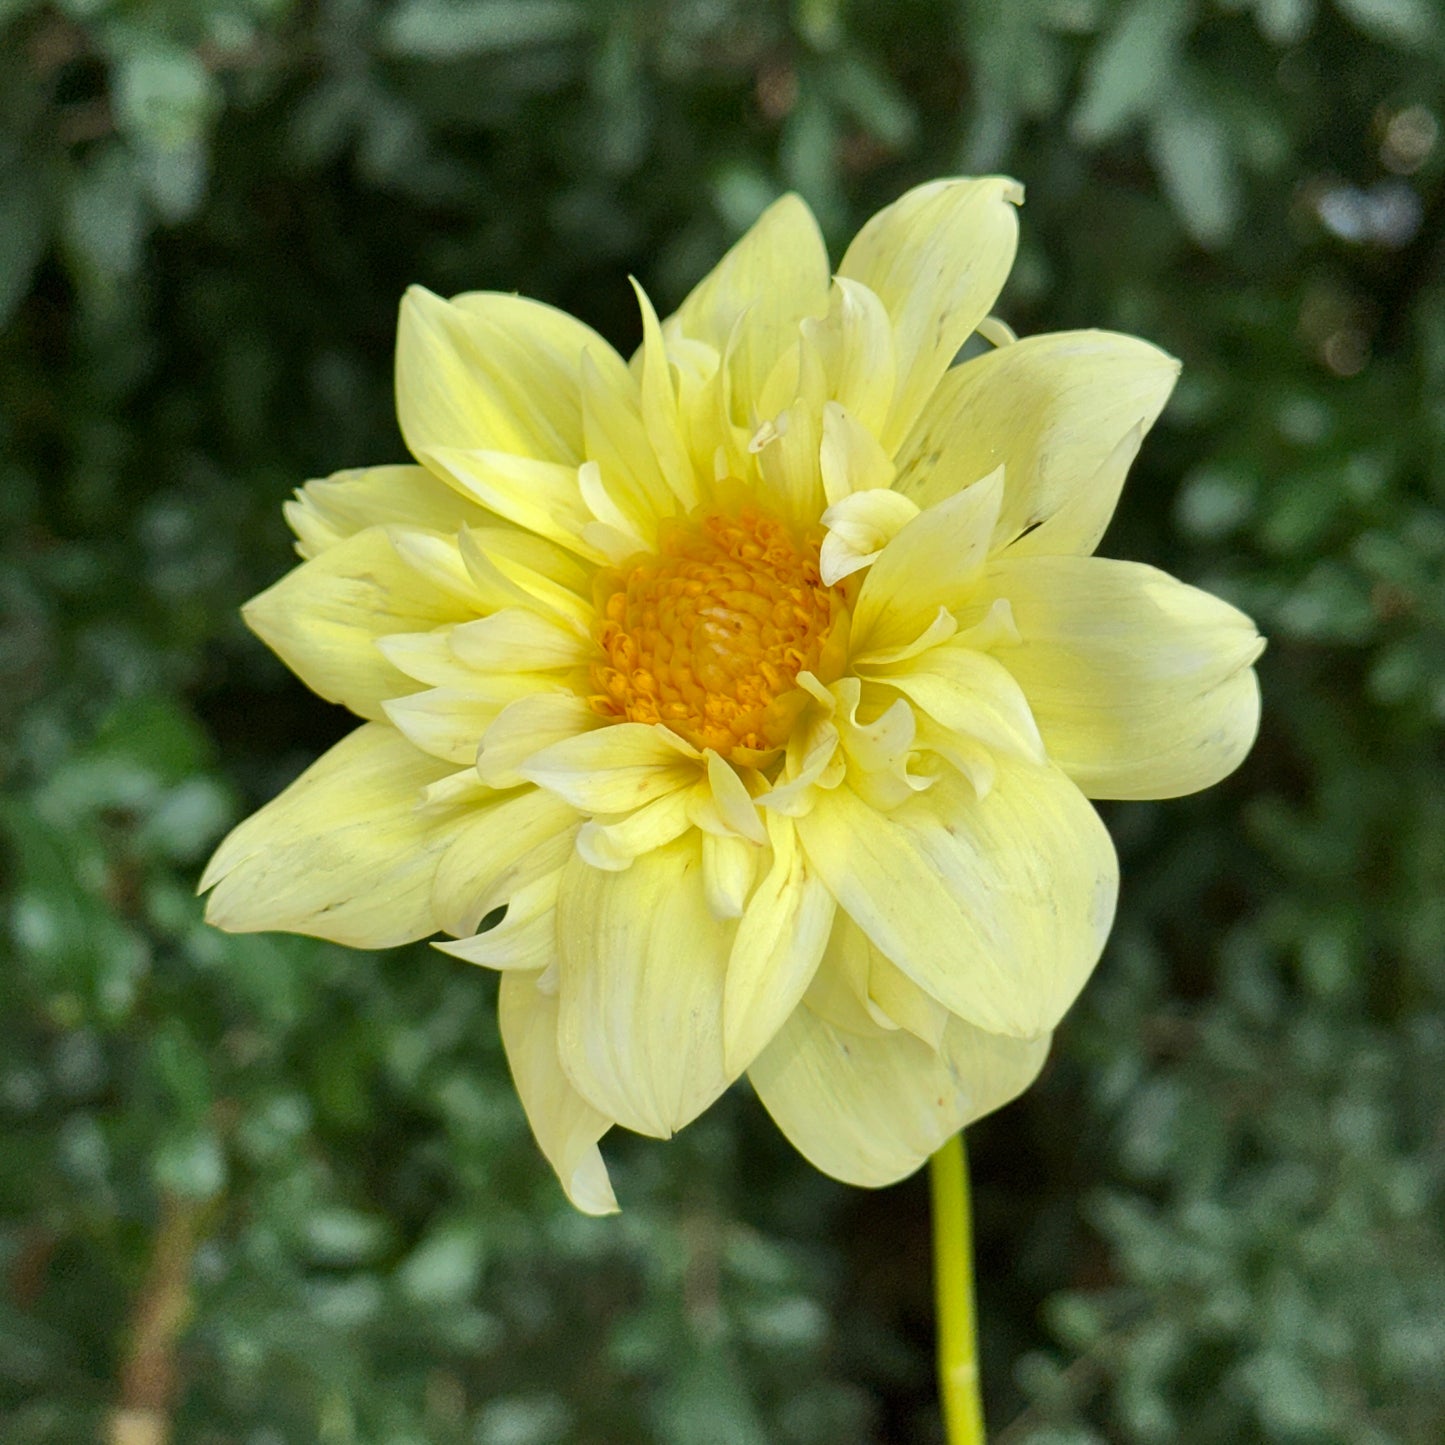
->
[202,178,1263,1214]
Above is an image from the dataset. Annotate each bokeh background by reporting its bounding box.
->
[3,0,1444,1441]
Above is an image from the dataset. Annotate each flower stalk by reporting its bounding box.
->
[931,1131,986,1445]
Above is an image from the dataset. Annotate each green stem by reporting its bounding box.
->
[930,1131,986,1445]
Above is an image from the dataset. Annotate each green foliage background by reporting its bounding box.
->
[3,0,1443,1440]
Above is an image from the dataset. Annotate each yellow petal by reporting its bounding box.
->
[819,401,898,510]
[669,193,830,419]
[436,869,560,971]
[819,484,916,584]
[431,786,578,936]
[803,278,898,440]
[242,528,477,721]
[849,468,1003,661]
[477,694,604,788]
[457,527,592,629]
[839,177,1023,452]
[702,831,759,918]
[893,330,1179,555]
[795,761,1117,1037]
[498,971,618,1215]
[989,555,1265,798]
[580,349,675,533]
[630,280,700,510]
[420,448,603,561]
[285,464,489,560]
[866,644,1044,763]
[448,609,592,672]
[722,812,835,1075]
[520,723,700,813]
[382,682,547,764]
[749,998,1050,1187]
[575,784,703,871]
[556,835,733,1137]
[201,724,464,947]
[396,285,629,464]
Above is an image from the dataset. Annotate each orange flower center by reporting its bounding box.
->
[589,502,849,763]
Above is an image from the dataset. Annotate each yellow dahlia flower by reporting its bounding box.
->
[202,178,1263,1214]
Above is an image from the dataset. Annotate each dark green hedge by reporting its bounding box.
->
[3,1,1442,1441]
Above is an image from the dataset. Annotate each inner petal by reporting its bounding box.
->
[589,497,849,762]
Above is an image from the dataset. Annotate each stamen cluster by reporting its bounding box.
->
[589,503,846,760]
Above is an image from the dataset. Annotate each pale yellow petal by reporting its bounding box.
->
[556,835,733,1137]
[701,832,759,918]
[387,526,488,609]
[630,280,701,509]
[893,330,1179,555]
[866,644,1045,763]
[201,724,464,947]
[436,870,560,971]
[498,971,618,1215]
[477,694,604,789]
[285,464,490,560]
[839,177,1023,452]
[722,811,835,1075]
[448,609,592,673]
[396,285,629,465]
[382,682,546,764]
[520,723,701,814]
[431,786,579,936]
[420,448,602,561]
[575,783,703,871]
[749,998,1049,1187]
[242,528,477,721]
[457,527,593,629]
[849,468,1003,662]
[580,349,675,532]
[819,401,898,510]
[375,631,489,690]
[989,555,1265,798]
[669,193,830,419]
[803,278,898,440]
[795,762,1117,1038]
[819,484,916,584]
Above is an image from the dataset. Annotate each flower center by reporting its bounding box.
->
[589,501,849,763]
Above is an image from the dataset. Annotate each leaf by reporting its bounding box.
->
[0,167,47,327]
[1071,0,1193,144]
[383,0,587,59]
[1334,0,1433,46]
[1149,91,1240,247]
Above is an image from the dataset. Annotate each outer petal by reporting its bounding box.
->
[668,193,830,418]
[285,464,491,560]
[795,762,1117,1038]
[396,285,630,466]
[749,992,1050,1188]
[893,330,1179,554]
[499,972,618,1215]
[556,834,733,1137]
[201,725,464,947]
[989,555,1265,799]
[838,177,1022,452]
[242,528,478,721]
